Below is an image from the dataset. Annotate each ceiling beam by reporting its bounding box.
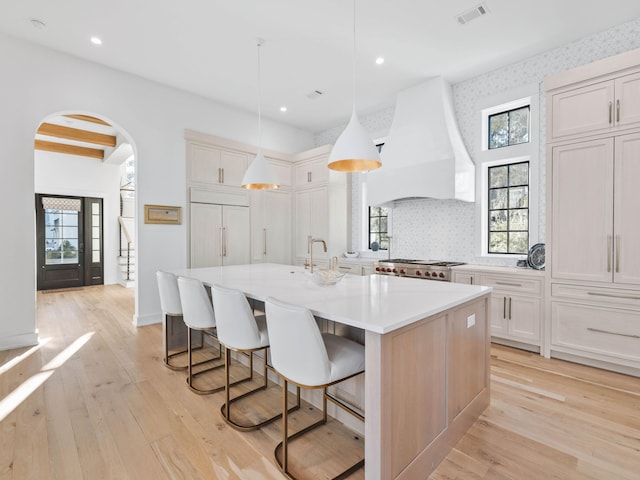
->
[37,123,116,147]
[63,114,111,126]
[35,139,104,160]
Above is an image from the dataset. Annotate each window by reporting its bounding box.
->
[487,161,529,254]
[369,206,388,250]
[488,106,530,149]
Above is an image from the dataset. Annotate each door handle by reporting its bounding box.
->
[508,297,512,320]
[219,227,224,257]
[503,297,507,319]
[263,228,267,255]
[616,99,620,123]
[218,167,222,183]
[222,227,227,257]
[609,101,612,124]
[607,235,612,273]
[615,235,620,273]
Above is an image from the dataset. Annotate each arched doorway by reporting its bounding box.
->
[34,112,137,291]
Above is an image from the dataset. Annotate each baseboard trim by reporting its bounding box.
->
[133,312,162,327]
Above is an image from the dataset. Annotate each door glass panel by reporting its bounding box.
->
[44,207,80,264]
[91,203,101,265]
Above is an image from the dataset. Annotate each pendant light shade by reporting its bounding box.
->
[327,0,381,173]
[242,149,278,189]
[242,39,279,190]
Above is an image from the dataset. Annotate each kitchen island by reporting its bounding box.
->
[171,263,492,479]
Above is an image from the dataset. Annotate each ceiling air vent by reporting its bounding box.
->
[306,89,324,100]
[456,3,489,25]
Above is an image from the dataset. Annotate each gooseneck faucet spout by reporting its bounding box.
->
[307,236,328,274]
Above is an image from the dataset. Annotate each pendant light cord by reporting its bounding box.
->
[352,0,357,115]
[257,39,263,149]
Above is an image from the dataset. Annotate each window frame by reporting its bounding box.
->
[368,206,389,251]
[487,160,530,255]
[488,105,530,150]
[477,84,539,258]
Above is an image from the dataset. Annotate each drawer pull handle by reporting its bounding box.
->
[587,292,640,300]
[496,281,523,287]
[587,327,639,339]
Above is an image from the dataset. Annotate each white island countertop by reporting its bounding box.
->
[171,263,491,334]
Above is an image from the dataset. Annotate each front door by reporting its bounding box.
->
[36,194,104,290]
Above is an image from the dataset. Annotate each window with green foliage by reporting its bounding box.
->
[488,161,529,254]
[488,106,530,149]
[369,206,388,250]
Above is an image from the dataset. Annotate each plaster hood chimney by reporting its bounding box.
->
[367,77,475,206]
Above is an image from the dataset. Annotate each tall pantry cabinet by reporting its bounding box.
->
[545,48,640,376]
[292,145,348,268]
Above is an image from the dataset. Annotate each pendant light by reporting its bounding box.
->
[242,38,279,190]
[327,0,381,172]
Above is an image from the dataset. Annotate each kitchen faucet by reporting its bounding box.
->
[307,235,327,274]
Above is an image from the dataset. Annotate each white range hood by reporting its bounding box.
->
[367,77,475,206]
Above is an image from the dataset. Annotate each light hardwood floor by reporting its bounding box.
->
[0,285,638,479]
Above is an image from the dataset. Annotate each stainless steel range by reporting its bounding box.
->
[374,259,466,281]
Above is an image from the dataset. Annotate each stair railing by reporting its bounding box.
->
[118,216,133,281]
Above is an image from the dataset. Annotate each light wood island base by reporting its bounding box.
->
[365,296,490,479]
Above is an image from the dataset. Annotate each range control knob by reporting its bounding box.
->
[392,268,397,273]
[399,269,406,275]
[375,267,380,272]
[386,268,392,273]
[431,272,438,277]
[438,272,445,278]
[415,270,422,276]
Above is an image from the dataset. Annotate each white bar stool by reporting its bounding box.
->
[211,284,300,431]
[264,297,365,480]
[176,276,229,395]
[156,270,191,370]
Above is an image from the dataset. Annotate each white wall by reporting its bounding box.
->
[0,33,314,350]
[316,16,640,265]
[34,150,122,285]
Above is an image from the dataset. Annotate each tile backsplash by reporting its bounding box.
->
[316,17,640,266]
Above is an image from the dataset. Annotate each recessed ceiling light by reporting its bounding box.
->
[280,106,287,112]
[375,57,385,65]
[30,19,46,30]
[90,37,103,45]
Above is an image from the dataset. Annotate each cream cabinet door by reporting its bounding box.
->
[551,138,614,283]
[551,81,614,139]
[614,133,640,285]
[489,293,509,337]
[219,150,248,187]
[190,203,250,268]
[614,71,640,129]
[295,158,329,187]
[508,294,541,342]
[252,190,291,265]
[294,187,329,260]
[190,203,222,268]
[221,205,250,266]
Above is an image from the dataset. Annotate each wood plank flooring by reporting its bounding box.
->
[0,285,638,479]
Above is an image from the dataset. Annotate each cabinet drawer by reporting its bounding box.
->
[551,301,640,362]
[552,283,640,308]
[478,274,542,295]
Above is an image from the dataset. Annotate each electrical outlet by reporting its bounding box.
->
[467,314,476,328]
